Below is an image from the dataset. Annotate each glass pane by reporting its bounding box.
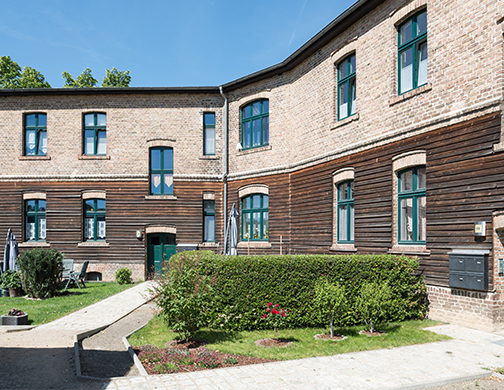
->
[242,105,251,119]
[150,236,160,245]
[39,217,46,240]
[85,114,94,127]
[400,47,413,94]
[85,130,95,155]
[400,198,414,241]
[417,11,427,35]
[163,148,173,170]
[338,182,348,200]
[151,174,161,194]
[339,83,348,119]
[84,218,94,240]
[150,149,161,170]
[418,196,426,241]
[38,200,46,211]
[97,216,106,239]
[204,200,215,214]
[26,216,35,240]
[204,113,215,126]
[350,205,355,241]
[263,212,269,239]
[262,116,269,144]
[39,131,47,155]
[252,212,260,239]
[350,79,356,115]
[96,131,106,154]
[252,119,261,146]
[400,20,413,44]
[263,195,268,208]
[418,42,428,86]
[262,100,269,113]
[96,199,106,211]
[164,173,173,194]
[243,122,251,148]
[26,200,36,212]
[26,130,36,155]
[204,215,215,241]
[400,170,413,192]
[252,195,261,209]
[244,196,251,209]
[349,55,356,74]
[348,181,353,199]
[252,101,261,116]
[417,167,426,189]
[38,114,47,127]
[338,61,348,80]
[338,205,348,241]
[85,199,95,212]
[97,114,106,126]
[243,213,251,239]
[26,114,36,127]
[205,128,216,154]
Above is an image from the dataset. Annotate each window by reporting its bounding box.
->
[203,113,216,155]
[241,100,269,149]
[398,10,427,94]
[337,180,354,243]
[84,113,106,155]
[84,199,106,241]
[25,114,47,156]
[25,200,46,241]
[337,54,356,120]
[241,194,268,241]
[203,200,215,242]
[150,147,173,195]
[398,166,426,243]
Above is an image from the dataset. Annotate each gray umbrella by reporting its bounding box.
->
[3,229,19,272]
[228,204,239,256]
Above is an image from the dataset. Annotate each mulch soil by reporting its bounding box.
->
[314,333,346,340]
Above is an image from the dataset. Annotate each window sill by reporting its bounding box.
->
[19,242,50,248]
[145,195,177,200]
[330,113,359,130]
[237,145,272,155]
[78,241,110,247]
[388,244,430,256]
[19,155,51,161]
[199,155,220,160]
[199,242,218,248]
[389,83,432,106]
[78,155,111,160]
[330,243,357,252]
[237,241,271,248]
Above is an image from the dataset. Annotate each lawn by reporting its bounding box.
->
[128,317,451,361]
[0,282,134,325]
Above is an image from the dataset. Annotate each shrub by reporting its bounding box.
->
[17,248,63,298]
[261,302,288,339]
[314,277,347,337]
[1,269,22,289]
[115,267,132,284]
[355,281,393,333]
[154,251,213,342]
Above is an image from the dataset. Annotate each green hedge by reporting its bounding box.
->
[166,251,426,331]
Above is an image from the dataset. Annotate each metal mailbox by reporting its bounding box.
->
[448,252,488,291]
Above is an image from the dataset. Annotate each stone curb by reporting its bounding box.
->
[386,372,492,390]
[122,323,149,377]
[0,324,36,333]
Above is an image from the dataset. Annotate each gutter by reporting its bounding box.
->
[219,86,228,253]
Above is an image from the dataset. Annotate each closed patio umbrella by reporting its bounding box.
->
[228,204,239,255]
[3,229,19,272]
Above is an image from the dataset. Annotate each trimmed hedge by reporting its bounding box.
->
[165,251,426,331]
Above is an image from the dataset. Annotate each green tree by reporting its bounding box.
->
[19,66,51,88]
[0,56,51,89]
[314,277,347,337]
[355,281,393,333]
[101,67,131,87]
[62,68,98,88]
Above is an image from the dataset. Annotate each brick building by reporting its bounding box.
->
[1,0,504,331]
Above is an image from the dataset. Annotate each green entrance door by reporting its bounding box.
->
[147,233,176,276]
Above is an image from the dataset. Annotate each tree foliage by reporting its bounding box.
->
[62,68,98,88]
[314,277,348,337]
[102,67,131,87]
[355,281,393,333]
[0,56,51,89]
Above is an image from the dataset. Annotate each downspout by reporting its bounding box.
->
[219,86,228,254]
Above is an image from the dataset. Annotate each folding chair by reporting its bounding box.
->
[64,261,89,290]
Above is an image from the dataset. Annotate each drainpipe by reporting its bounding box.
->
[219,86,228,254]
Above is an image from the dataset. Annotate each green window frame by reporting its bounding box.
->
[150,147,173,195]
[398,166,426,244]
[25,199,46,242]
[203,112,216,155]
[84,113,106,155]
[241,194,269,241]
[203,200,215,242]
[398,10,427,95]
[25,113,47,156]
[241,99,269,150]
[337,54,356,120]
[84,199,106,241]
[337,180,354,243]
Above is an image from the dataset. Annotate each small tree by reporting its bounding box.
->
[101,68,131,87]
[17,248,64,298]
[355,281,392,333]
[154,252,213,342]
[314,277,347,337]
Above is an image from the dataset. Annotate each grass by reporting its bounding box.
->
[0,282,134,325]
[128,317,451,361]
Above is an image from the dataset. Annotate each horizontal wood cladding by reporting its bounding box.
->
[0,181,223,268]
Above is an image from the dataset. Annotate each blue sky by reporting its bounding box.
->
[1,0,356,88]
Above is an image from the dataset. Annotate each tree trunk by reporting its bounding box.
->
[330,317,334,337]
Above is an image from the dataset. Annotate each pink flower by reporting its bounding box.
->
[261,314,267,319]
[268,302,272,307]
[275,304,279,308]
[282,312,286,317]
[266,308,270,312]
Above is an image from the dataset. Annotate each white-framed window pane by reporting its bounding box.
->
[84,218,94,240]
[400,198,414,241]
[418,42,428,87]
[39,217,46,240]
[96,131,106,154]
[400,48,413,94]
[97,216,106,240]
[39,131,47,155]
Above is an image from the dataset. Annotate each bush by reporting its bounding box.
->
[314,277,347,337]
[115,268,132,284]
[17,248,64,298]
[355,281,393,332]
[168,251,426,331]
[154,251,213,342]
[1,269,22,289]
